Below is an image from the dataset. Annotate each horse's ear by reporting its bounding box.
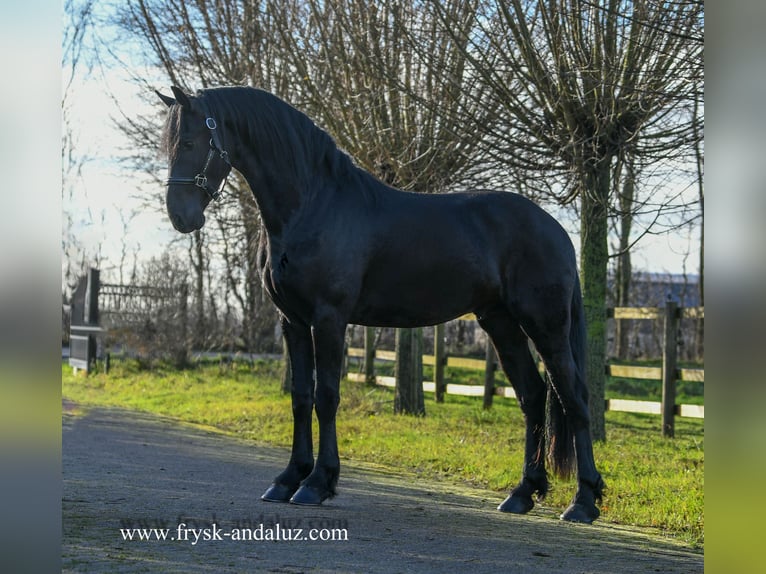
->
[170,86,192,109]
[156,90,176,108]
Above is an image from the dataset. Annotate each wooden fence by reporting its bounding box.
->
[606,302,703,436]
[346,302,703,437]
[68,268,189,373]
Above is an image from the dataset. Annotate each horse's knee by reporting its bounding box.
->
[291,389,313,414]
[314,387,340,421]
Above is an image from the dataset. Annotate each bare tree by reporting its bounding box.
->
[432,0,704,439]
[271,0,492,191]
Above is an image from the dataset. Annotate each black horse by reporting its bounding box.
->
[157,85,604,523]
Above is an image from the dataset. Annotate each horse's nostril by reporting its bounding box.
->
[169,212,185,231]
[168,210,203,233]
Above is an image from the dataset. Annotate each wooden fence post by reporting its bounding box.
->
[434,323,446,403]
[84,268,100,325]
[662,299,679,437]
[85,268,100,373]
[483,337,496,410]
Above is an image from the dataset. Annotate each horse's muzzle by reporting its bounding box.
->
[168,210,205,234]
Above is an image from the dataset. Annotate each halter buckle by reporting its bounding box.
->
[205,117,217,130]
[194,174,208,188]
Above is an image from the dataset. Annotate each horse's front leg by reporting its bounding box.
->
[290,308,345,505]
[261,317,315,503]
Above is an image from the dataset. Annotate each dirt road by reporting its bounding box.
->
[62,402,702,573]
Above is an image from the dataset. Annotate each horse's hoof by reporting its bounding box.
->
[560,503,599,524]
[289,485,328,506]
[261,483,297,503]
[497,494,534,514]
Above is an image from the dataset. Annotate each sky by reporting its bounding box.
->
[65,69,170,265]
[62,16,703,286]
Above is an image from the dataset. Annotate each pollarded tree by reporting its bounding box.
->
[432,0,704,439]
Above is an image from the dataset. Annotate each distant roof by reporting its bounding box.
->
[631,272,700,285]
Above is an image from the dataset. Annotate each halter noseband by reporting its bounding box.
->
[165,101,232,201]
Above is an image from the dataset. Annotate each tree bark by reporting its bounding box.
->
[615,158,635,360]
[394,327,425,416]
[191,229,205,349]
[693,96,704,359]
[580,166,610,442]
[364,326,376,386]
[281,334,291,394]
[434,323,446,403]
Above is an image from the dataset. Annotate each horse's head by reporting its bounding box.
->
[157,86,231,233]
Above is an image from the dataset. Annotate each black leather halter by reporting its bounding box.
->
[165,100,232,201]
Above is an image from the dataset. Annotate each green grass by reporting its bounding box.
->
[62,358,703,547]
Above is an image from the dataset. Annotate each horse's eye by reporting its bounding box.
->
[182,140,194,150]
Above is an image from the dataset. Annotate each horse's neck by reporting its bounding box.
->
[236,156,306,238]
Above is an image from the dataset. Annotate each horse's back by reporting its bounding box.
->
[348,189,577,327]
[380,189,576,275]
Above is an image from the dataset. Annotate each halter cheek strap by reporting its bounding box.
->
[165,101,232,201]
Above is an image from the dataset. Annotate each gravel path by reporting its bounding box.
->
[62,402,702,573]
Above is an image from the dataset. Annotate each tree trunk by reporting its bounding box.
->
[242,211,261,353]
[483,337,496,410]
[693,97,704,360]
[281,334,291,394]
[434,323,446,403]
[615,158,635,360]
[615,249,632,359]
[394,327,425,416]
[580,166,610,442]
[364,326,376,386]
[176,283,189,368]
[192,230,205,349]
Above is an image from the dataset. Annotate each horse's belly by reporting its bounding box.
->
[349,266,498,327]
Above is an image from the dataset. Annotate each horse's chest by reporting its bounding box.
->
[263,252,298,297]
[262,247,326,319]
[268,254,298,294]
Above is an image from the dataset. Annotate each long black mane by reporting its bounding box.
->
[163,86,382,196]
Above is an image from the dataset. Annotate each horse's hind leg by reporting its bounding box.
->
[261,317,315,502]
[522,322,605,524]
[478,309,549,514]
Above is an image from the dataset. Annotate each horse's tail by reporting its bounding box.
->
[546,278,586,479]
